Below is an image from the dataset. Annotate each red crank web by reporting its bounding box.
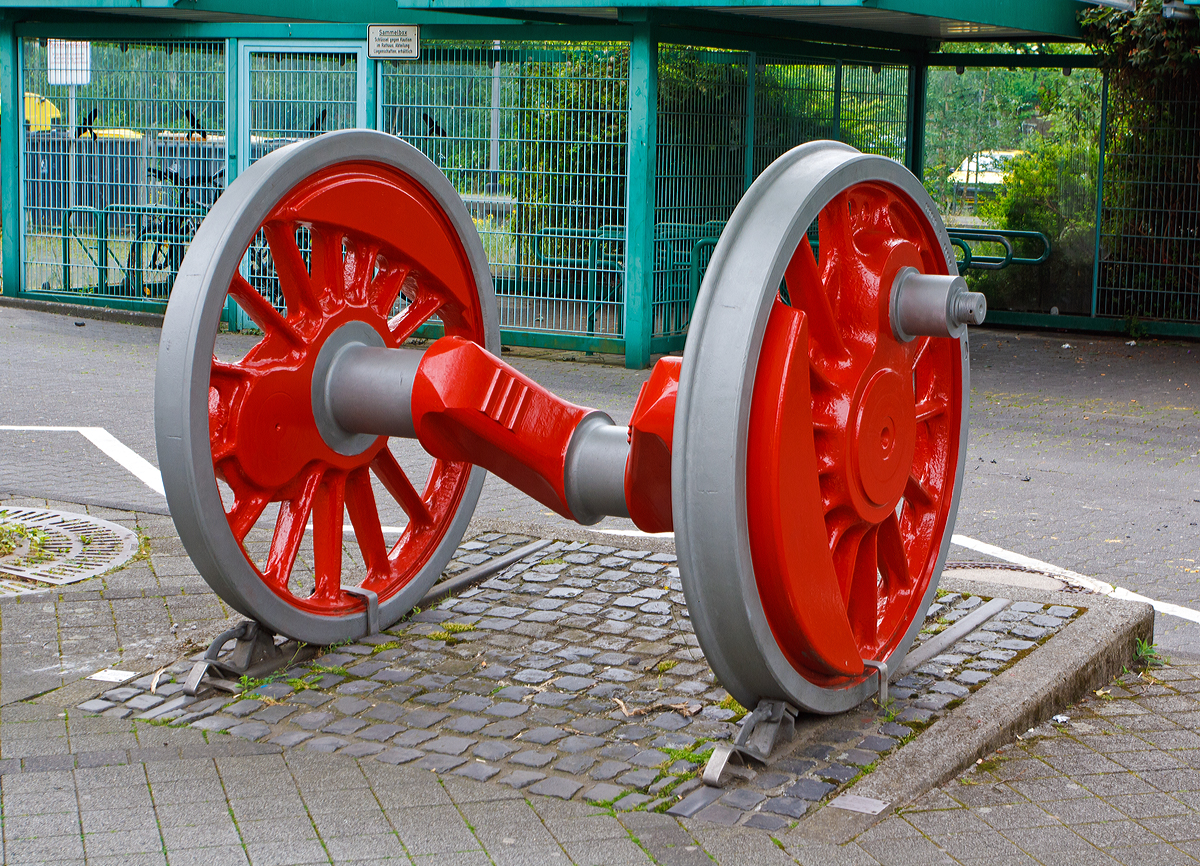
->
[208,161,485,618]
[747,180,963,683]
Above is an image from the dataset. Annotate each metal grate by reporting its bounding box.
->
[654,46,749,339]
[839,63,908,165]
[0,507,139,596]
[753,57,839,178]
[1097,74,1200,323]
[382,42,630,342]
[21,39,227,303]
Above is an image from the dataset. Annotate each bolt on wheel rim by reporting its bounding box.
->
[157,131,496,644]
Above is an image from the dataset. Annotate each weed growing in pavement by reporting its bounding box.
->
[370,641,403,654]
[656,660,678,674]
[309,664,350,677]
[1135,637,1167,669]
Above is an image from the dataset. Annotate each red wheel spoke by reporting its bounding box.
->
[389,291,445,344]
[309,225,347,306]
[875,514,915,645]
[831,524,866,604]
[846,525,880,648]
[371,260,413,320]
[344,237,382,307]
[311,469,346,603]
[228,272,300,345]
[915,395,949,423]
[909,335,932,370]
[877,513,912,589]
[372,449,433,527]
[263,221,319,318]
[265,467,321,590]
[345,465,391,583]
[210,362,251,462]
[905,472,935,508]
[785,230,848,364]
[226,486,270,542]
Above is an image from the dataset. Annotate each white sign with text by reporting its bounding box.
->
[368,26,420,60]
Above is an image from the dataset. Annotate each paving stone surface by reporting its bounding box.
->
[0,492,1187,864]
[50,526,1079,834]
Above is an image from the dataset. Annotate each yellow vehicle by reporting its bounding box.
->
[947,149,1024,203]
[23,91,61,131]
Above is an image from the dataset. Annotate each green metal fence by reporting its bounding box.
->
[21,39,226,307]
[382,42,630,350]
[1097,73,1200,324]
[16,33,920,360]
[654,46,748,342]
[651,51,911,348]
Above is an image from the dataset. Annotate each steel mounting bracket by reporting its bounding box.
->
[702,699,799,787]
[183,620,319,696]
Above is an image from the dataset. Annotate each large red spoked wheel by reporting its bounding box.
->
[674,142,968,714]
[156,131,496,644]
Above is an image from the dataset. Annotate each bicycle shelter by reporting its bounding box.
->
[0,1,1092,368]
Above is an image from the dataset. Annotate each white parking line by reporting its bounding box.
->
[0,425,165,496]
[586,525,1200,624]
[952,533,1200,625]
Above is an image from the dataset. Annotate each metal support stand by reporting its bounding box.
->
[702,699,798,787]
[183,620,319,696]
[863,659,888,708]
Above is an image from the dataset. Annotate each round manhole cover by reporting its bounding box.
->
[0,507,140,596]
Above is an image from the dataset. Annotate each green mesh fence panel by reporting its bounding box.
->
[839,63,908,164]
[753,58,839,177]
[1098,74,1200,323]
[247,49,359,165]
[238,48,361,313]
[654,46,749,339]
[382,42,629,342]
[21,39,226,303]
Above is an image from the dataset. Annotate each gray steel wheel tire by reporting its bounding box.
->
[155,130,497,645]
[673,141,970,714]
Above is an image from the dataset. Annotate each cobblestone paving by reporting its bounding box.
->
[57,530,1080,832]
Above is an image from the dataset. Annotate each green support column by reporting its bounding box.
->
[1,19,20,296]
[624,20,657,370]
[905,59,928,179]
[226,38,239,186]
[223,38,245,328]
[366,58,378,130]
[1090,71,1108,319]
[743,51,756,192]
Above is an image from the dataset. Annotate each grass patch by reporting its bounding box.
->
[429,622,477,643]
[718,695,747,723]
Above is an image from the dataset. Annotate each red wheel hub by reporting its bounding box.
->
[207,161,486,618]
[747,181,962,682]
